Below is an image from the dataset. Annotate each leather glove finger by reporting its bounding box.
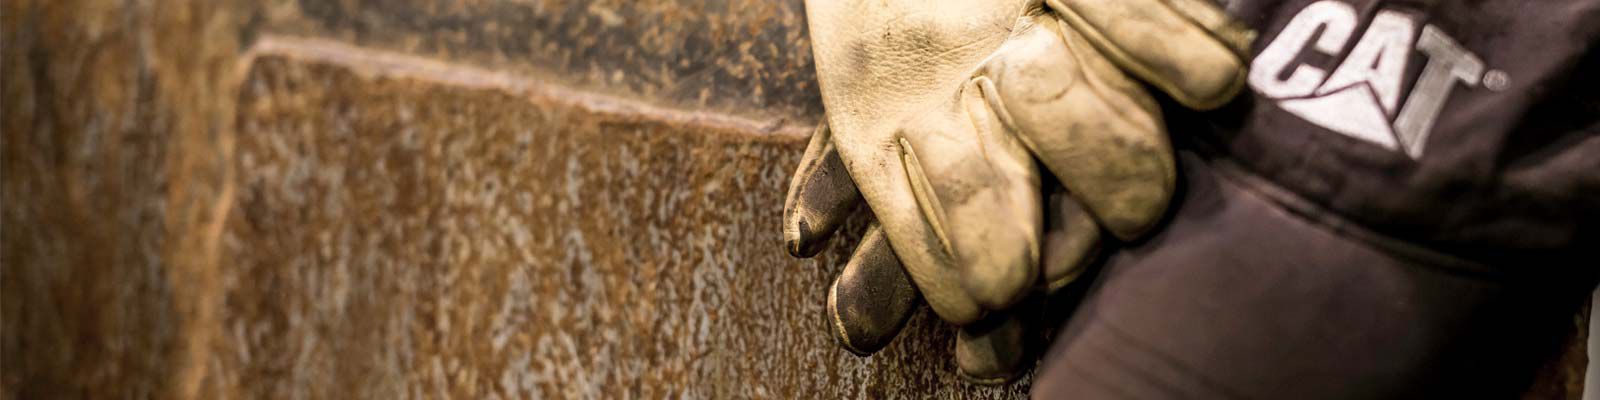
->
[955,311,1029,385]
[824,228,1031,382]
[784,121,863,258]
[827,224,921,356]
[826,187,1097,357]
[955,186,1095,383]
[981,15,1175,240]
[890,82,1044,316]
[1047,0,1254,109]
[807,0,1043,324]
[1040,183,1100,293]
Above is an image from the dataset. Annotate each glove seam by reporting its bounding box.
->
[897,137,957,258]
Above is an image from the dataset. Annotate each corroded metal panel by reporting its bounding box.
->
[259,0,823,123]
[210,39,1029,397]
[0,0,1587,398]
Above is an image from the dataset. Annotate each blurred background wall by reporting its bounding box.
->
[1,0,1587,398]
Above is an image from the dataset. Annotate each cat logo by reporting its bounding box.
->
[1248,0,1503,159]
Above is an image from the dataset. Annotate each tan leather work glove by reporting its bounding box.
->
[784,0,1253,382]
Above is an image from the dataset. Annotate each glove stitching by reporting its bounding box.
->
[897,137,957,259]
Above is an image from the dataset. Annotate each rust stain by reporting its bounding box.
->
[240,35,814,142]
[212,50,1035,398]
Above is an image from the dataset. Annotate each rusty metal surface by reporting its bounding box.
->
[258,0,822,124]
[2,0,242,397]
[2,0,1027,396]
[0,0,1586,398]
[208,39,1028,397]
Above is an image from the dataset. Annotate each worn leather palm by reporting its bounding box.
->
[784,0,1252,382]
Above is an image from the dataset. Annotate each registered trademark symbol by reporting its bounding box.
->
[1483,70,1510,91]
